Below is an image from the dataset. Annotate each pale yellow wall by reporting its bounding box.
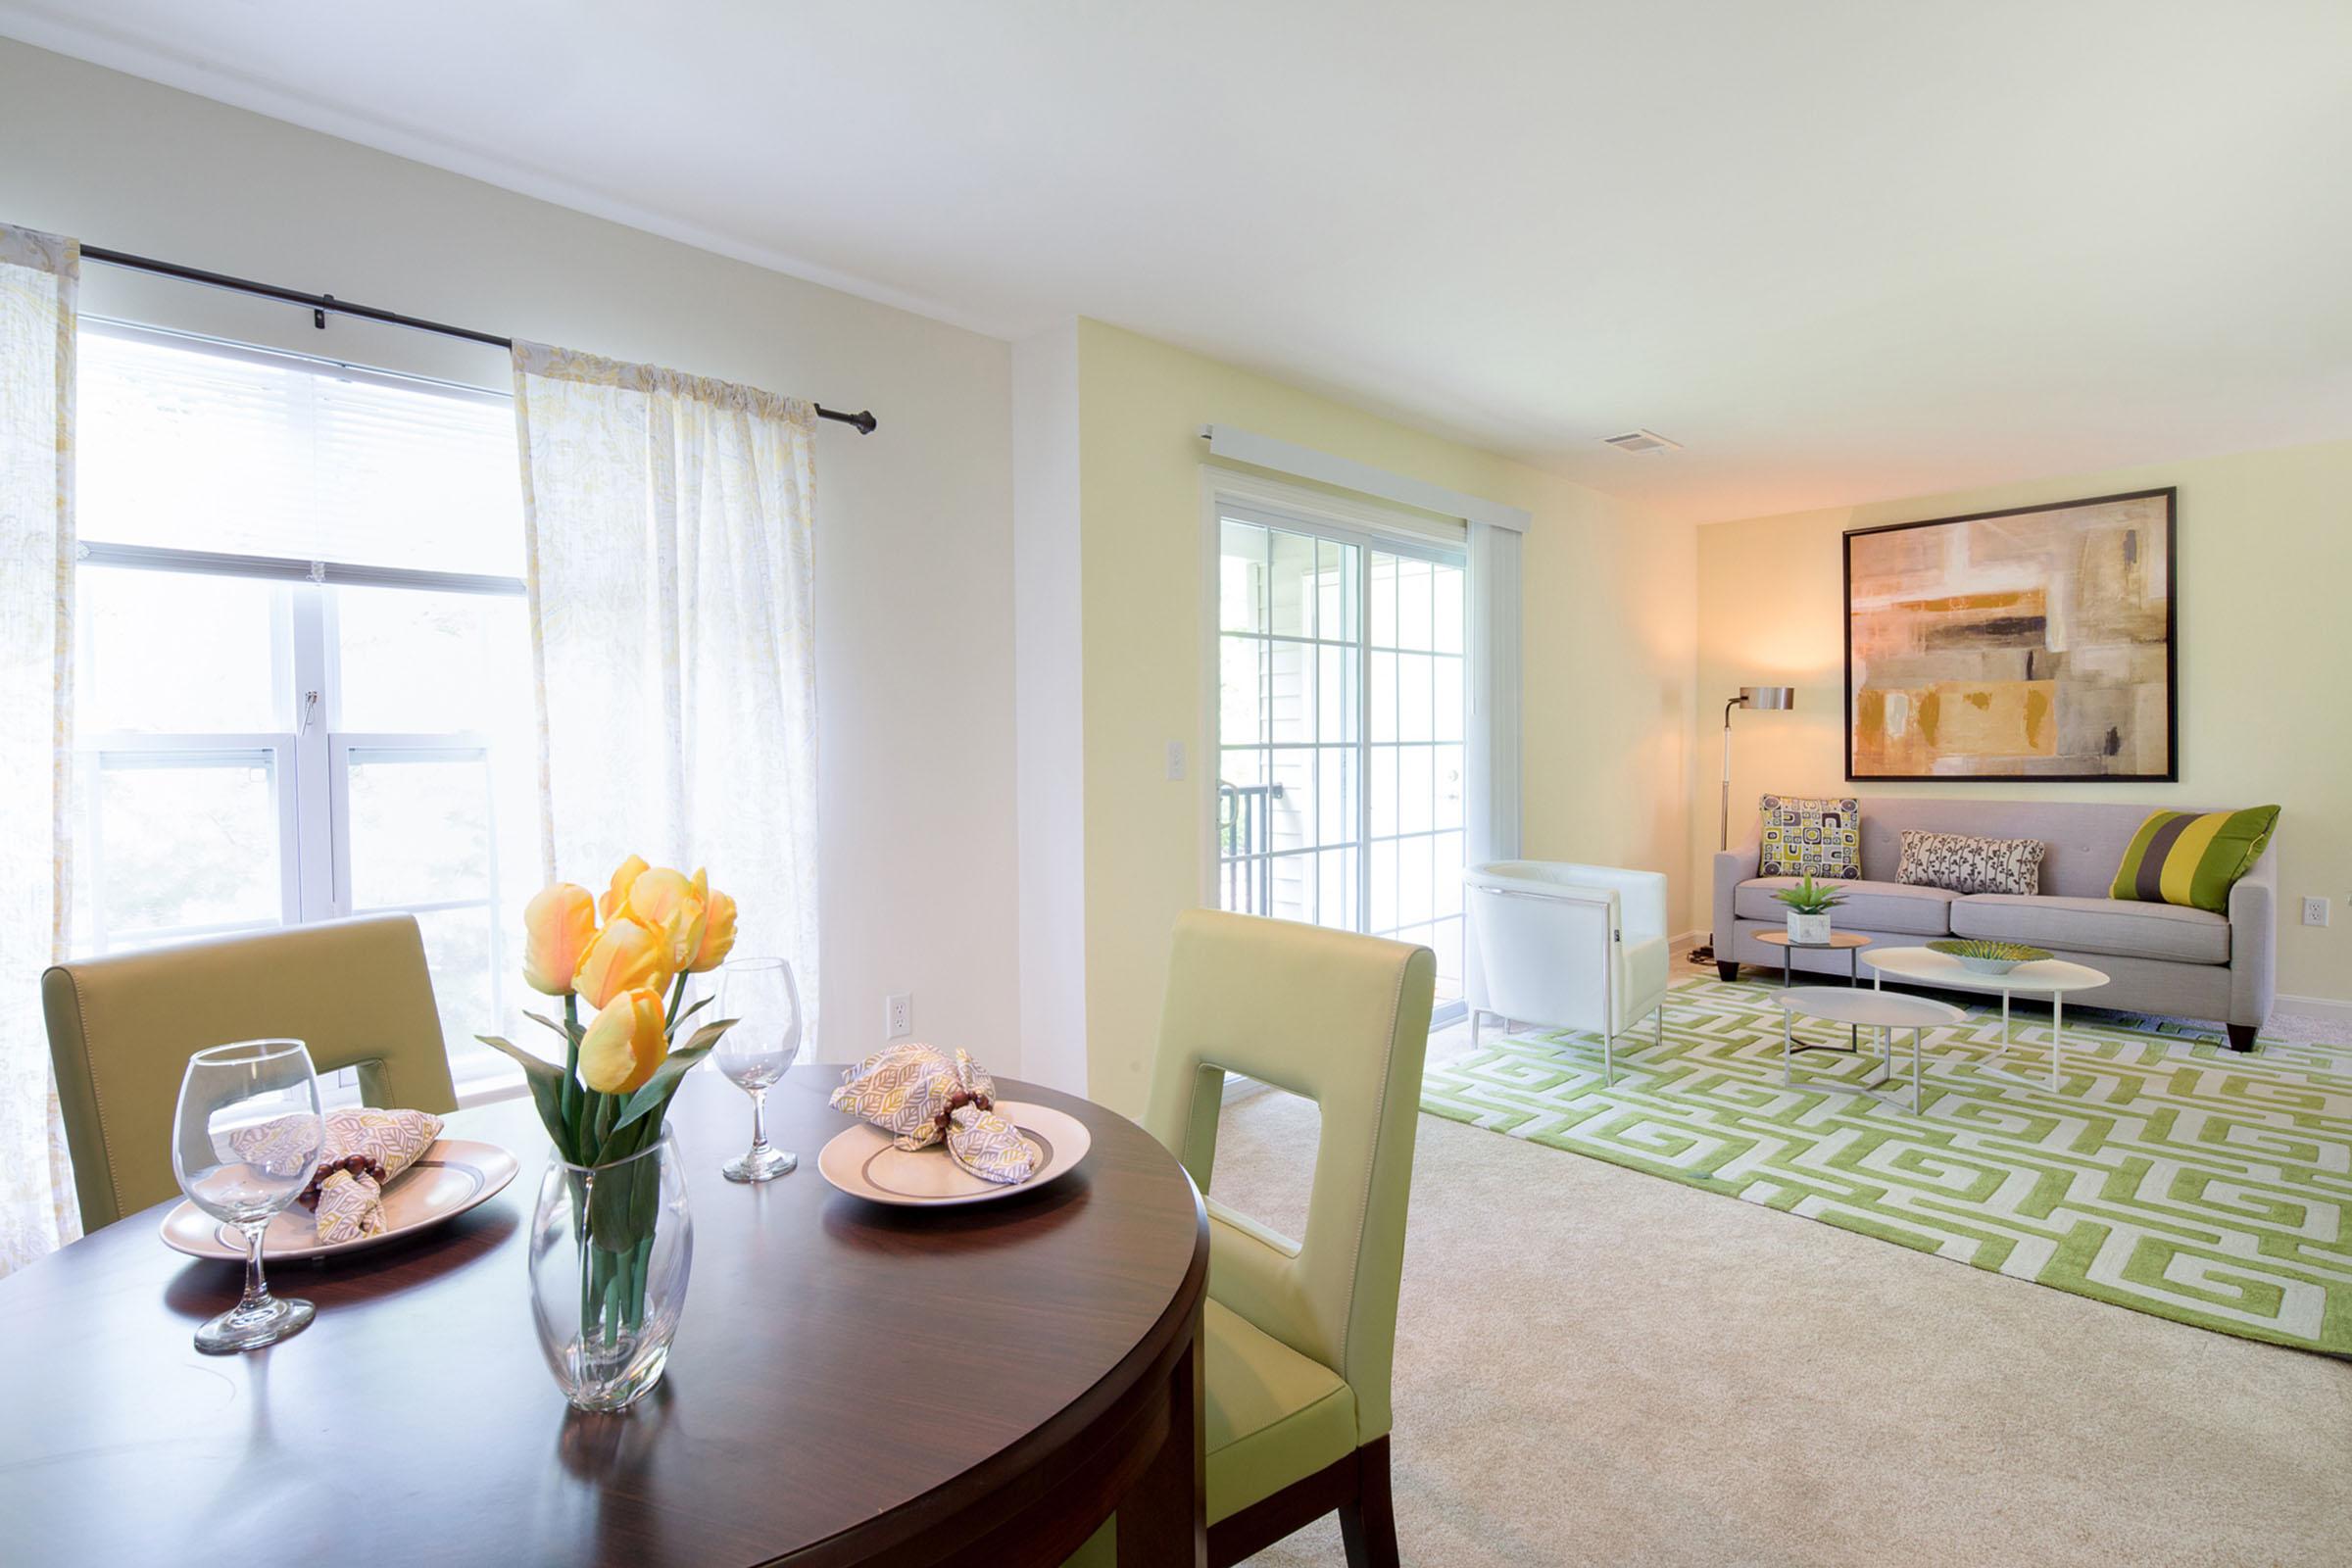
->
[1075,320,1696,1111]
[1692,439,2352,1005]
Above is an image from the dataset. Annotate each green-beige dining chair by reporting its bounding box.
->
[1142,907,1436,1568]
[42,913,459,1232]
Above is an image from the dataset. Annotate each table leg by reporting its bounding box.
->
[1912,1026,1924,1113]
[2051,991,2064,1092]
[1118,1298,1205,1568]
[1846,949,1859,1046]
[1783,1012,1792,1087]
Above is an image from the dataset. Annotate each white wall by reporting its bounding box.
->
[0,40,1023,1068]
[1010,324,1086,1091]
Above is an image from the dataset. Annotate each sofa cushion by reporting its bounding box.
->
[1896,829,2046,896]
[2109,806,2280,914]
[1758,794,1860,878]
[1951,894,2230,964]
[1736,877,1957,936]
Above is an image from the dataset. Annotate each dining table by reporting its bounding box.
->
[0,1064,1210,1567]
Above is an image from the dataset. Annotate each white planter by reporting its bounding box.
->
[1786,910,1832,946]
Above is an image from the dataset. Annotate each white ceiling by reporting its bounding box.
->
[6,1,2350,521]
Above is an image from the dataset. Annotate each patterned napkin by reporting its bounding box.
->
[227,1108,444,1244]
[828,1044,1039,1185]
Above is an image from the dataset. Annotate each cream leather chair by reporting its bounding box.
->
[1462,859,1670,1085]
[1144,908,1436,1568]
[42,914,458,1231]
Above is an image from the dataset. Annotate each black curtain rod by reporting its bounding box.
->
[78,245,879,434]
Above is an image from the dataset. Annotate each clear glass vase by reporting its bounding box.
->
[527,1128,694,1412]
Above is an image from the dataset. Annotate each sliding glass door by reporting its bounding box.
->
[1216,506,1466,1009]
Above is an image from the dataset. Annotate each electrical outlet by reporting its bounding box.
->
[885,992,912,1039]
[2303,897,2330,928]
[1165,740,1187,781]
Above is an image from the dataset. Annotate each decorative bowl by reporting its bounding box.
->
[1929,938,2053,975]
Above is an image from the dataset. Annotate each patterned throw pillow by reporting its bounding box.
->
[1757,794,1860,879]
[1895,830,2045,896]
[2110,807,2280,914]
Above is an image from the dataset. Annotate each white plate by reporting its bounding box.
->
[816,1101,1090,1206]
[159,1139,521,1262]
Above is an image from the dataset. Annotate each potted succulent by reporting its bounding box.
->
[1774,873,1845,946]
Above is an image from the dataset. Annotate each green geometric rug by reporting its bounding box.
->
[1422,978,2352,1356]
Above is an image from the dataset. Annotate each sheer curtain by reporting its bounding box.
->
[512,343,821,1044]
[1466,518,1523,865]
[0,225,79,1274]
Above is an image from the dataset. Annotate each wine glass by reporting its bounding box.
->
[714,957,804,1183]
[172,1038,324,1354]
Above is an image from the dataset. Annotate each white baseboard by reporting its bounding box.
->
[1673,929,1709,956]
[2275,993,2352,1026]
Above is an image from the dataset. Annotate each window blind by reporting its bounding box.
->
[77,325,524,579]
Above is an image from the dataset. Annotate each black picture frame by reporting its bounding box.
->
[1843,487,2178,782]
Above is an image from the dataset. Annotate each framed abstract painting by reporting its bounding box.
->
[1844,488,2176,781]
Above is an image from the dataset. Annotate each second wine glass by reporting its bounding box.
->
[172,1038,324,1354]
[713,956,804,1182]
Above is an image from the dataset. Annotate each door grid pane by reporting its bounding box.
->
[1216,514,1466,1005]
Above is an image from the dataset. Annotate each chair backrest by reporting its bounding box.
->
[1462,860,1666,1028]
[42,914,458,1231]
[1144,909,1436,1443]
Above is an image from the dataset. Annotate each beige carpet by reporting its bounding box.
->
[1222,996,2352,1567]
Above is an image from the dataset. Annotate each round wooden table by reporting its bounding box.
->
[0,1067,1209,1568]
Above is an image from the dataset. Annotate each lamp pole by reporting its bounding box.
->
[1693,686,1794,967]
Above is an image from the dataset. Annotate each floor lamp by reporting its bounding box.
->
[1691,686,1794,965]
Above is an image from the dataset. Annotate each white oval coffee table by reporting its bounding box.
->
[1863,946,2110,1091]
[1776,987,1966,1114]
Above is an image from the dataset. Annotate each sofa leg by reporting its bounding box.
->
[2225,1023,2258,1054]
[1715,959,1739,983]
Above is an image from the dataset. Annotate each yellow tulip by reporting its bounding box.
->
[598,854,651,923]
[578,986,667,1096]
[626,865,708,972]
[519,883,597,997]
[573,916,670,1009]
[688,880,738,972]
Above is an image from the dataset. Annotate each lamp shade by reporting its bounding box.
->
[1740,686,1795,710]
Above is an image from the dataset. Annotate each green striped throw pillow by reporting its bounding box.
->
[2109,807,2280,914]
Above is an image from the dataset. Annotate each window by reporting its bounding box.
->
[70,326,539,1094]
[1215,504,1466,1010]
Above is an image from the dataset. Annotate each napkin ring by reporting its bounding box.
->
[932,1089,994,1138]
[298,1153,388,1211]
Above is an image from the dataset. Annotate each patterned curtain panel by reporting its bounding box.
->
[513,343,821,1046]
[0,225,80,1275]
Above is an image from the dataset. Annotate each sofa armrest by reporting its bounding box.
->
[2228,837,2278,1031]
[1713,837,1759,945]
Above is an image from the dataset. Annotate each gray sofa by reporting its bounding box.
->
[1714,798,2277,1050]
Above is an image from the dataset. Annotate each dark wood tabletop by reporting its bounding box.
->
[0,1066,1209,1568]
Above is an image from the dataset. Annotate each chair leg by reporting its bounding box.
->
[1338,1438,1399,1568]
[1716,959,1739,983]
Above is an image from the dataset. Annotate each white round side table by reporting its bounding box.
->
[1775,986,1966,1114]
[1863,947,2110,1091]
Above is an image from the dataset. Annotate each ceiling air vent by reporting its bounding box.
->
[1602,428,1682,454]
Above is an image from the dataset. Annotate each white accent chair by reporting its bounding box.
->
[1462,861,1671,1084]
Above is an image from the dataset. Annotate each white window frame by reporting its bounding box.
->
[74,540,530,1100]
[1199,470,1471,1022]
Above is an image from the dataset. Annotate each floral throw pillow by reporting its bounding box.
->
[1757,795,1860,879]
[1896,830,2045,896]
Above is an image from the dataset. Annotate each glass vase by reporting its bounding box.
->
[527,1128,694,1411]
